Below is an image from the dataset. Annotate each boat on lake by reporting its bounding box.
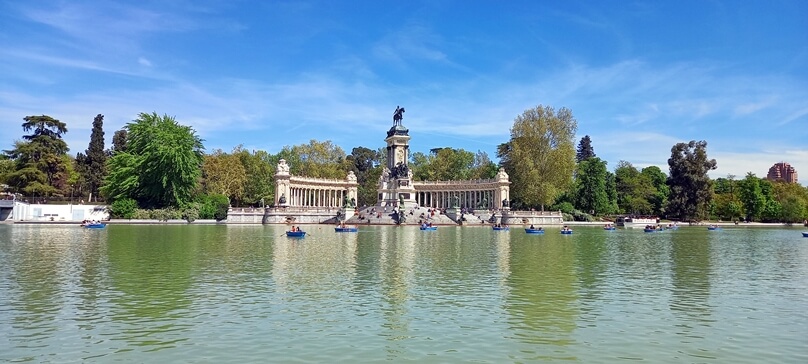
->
[525,228,544,234]
[492,226,509,231]
[335,226,358,232]
[802,232,807,237]
[603,224,616,231]
[286,230,306,237]
[420,226,437,231]
[83,223,106,229]
[560,226,573,234]
[616,216,659,228]
[707,225,721,231]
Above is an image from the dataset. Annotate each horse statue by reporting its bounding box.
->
[393,106,405,126]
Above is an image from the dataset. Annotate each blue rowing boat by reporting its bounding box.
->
[525,228,544,234]
[83,223,106,229]
[335,227,358,232]
[286,231,306,237]
[420,226,437,231]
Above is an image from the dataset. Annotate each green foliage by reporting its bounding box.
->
[779,196,804,223]
[182,203,200,223]
[80,114,107,201]
[500,105,577,210]
[409,148,489,181]
[100,152,140,202]
[203,148,247,203]
[101,112,204,209]
[666,140,717,221]
[3,115,70,195]
[615,161,655,215]
[573,157,614,215]
[236,148,277,207]
[738,173,766,221]
[278,140,347,179]
[553,201,575,214]
[346,146,383,206]
[576,135,595,162]
[208,193,230,221]
[109,198,138,219]
[111,129,127,153]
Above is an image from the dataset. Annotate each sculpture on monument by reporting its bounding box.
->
[393,106,405,126]
[278,193,286,204]
[390,162,410,179]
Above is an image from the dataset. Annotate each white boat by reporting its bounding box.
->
[616,216,659,228]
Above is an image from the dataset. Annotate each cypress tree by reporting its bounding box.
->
[84,114,106,201]
[576,135,596,162]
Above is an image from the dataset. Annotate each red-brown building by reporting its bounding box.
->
[766,162,798,183]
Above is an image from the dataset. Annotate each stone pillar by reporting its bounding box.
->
[275,159,291,207]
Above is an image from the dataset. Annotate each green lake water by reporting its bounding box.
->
[1,224,806,363]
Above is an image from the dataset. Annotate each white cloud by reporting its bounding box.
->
[138,57,152,67]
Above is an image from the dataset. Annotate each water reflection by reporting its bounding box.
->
[1,225,807,362]
[505,228,578,359]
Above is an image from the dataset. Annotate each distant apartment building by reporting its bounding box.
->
[766,162,798,183]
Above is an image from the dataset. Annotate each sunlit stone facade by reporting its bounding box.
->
[274,159,359,208]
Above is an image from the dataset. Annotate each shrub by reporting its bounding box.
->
[109,198,138,219]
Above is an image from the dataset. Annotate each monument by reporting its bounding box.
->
[378,106,418,209]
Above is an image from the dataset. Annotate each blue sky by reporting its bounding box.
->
[1,0,806,185]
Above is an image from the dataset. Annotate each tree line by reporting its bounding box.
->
[1,107,806,223]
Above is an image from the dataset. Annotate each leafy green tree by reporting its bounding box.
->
[346,146,383,207]
[614,161,653,214]
[3,115,70,196]
[236,147,277,207]
[109,198,138,219]
[712,175,742,220]
[78,114,107,201]
[410,148,482,181]
[470,151,498,180]
[771,180,807,223]
[641,166,669,216]
[666,140,717,221]
[498,105,577,210]
[779,196,804,223]
[111,129,127,153]
[576,135,595,162]
[573,157,613,215]
[278,140,347,179]
[202,148,247,204]
[738,173,765,221]
[101,112,204,208]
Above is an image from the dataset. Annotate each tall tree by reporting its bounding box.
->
[614,161,654,214]
[712,175,742,221]
[346,146,383,207]
[500,105,577,210]
[738,172,765,221]
[573,157,614,215]
[641,166,669,216]
[666,140,717,221]
[202,148,247,204]
[236,147,277,207]
[111,129,127,153]
[3,115,70,196]
[278,140,347,179]
[101,112,204,208]
[82,114,106,201]
[576,135,596,162]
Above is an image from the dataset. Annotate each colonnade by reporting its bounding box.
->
[286,186,349,208]
[415,189,498,209]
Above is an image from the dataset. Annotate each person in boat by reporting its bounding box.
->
[529,224,535,229]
